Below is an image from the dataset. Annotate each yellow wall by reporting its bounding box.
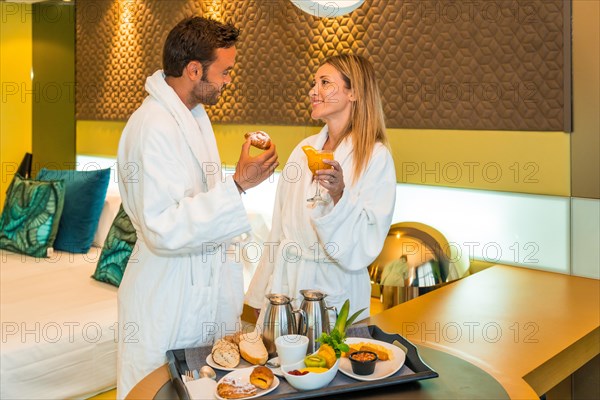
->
[0,3,32,205]
[76,121,321,163]
[78,121,570,196]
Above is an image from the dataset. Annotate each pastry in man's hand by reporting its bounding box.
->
[244,131,271,150]
[249,365,274,389]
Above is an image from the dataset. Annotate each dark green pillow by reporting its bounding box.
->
[92,205,137,287]
[0,174,65,257]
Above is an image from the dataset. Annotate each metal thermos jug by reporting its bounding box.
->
[297,290,337,354]
[261,294,307,357]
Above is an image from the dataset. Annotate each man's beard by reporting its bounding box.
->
[195,78,222,106]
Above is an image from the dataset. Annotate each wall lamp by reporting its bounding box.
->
[290,0,365,18]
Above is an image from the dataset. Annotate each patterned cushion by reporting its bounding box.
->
[0,175,65,257]
[92,205,137,287]
[37,168,110,253]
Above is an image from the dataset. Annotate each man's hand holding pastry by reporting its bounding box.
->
[234,131,278,192]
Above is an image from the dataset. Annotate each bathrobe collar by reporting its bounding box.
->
[145,70,222,189]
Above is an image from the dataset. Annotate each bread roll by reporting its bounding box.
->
[249,366,274,389]
[223,332,242,345]
[212,339,240,368]
[244,131,271,150]
[238,332,268,365]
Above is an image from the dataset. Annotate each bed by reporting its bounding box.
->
[0,166,273,399]
[0,248,118,399]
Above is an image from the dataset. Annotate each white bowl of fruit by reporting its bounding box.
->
[281,352,340,391]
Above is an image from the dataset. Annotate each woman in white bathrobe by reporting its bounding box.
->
[246,54,396,323]
[116,17,278,398]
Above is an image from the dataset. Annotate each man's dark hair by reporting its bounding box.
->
[163,16,240,78]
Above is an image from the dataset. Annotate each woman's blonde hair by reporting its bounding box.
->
[322,54,388,182]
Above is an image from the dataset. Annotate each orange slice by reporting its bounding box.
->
[302,145,317,157]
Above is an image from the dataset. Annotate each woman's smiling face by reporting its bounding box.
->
[309,63,354,123]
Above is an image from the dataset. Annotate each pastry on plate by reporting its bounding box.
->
[249,365,274,389]
[216,377,257,399]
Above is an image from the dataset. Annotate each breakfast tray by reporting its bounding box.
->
[166,325,438,400]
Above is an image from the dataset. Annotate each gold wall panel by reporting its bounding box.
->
[77,0,568,131]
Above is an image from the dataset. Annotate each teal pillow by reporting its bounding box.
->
[0,174,65,257]
[92,205,137,287]
[37,168,110,253]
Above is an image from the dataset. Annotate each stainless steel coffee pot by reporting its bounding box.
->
[297,290,337,354]
[261,294,307,357]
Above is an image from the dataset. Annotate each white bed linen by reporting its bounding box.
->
[1,249,118,399]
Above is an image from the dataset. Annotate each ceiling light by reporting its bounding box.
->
[290,0,365,18]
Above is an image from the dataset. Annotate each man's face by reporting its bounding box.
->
[193,46,236,105]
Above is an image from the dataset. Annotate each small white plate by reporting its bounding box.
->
[215,367,280,400]
[338,337,406,381]
[266,357,283,377]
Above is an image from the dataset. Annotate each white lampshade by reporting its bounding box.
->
[290,0,365,18]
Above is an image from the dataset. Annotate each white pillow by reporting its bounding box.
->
[92,192,122,248]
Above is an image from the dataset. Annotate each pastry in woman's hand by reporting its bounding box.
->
[244,131,271,150]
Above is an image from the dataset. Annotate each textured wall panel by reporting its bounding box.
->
[77,0,568,130]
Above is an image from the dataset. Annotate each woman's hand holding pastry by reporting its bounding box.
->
[317,159,344,204]
[234,138,279,192]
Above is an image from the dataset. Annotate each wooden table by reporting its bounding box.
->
[369,265,600,399]
[127,265,600,399]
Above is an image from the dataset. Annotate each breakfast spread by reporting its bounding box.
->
[211,332,269,368]
[183,298,411,398]
[244,131,271,150]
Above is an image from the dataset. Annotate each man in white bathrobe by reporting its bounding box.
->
[116,17,278,398]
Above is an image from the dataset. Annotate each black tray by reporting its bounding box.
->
[166,325,438,400]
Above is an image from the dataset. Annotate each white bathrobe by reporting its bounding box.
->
[245,127,396,323]
[116,71,250,398]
